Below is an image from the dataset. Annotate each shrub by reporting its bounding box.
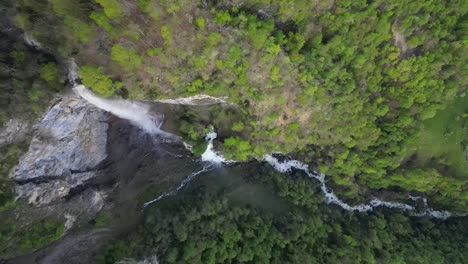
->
[160,26,172,46]
[111,44,143,72]
[79,66,120,97]
[214,11,232,25]
[195,17,205,30]
[232,122,245,132]
[39,63,59,83]
[146,47,163,57]
[95,0,124,19]
[223,137,253,161]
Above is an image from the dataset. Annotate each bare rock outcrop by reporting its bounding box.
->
[10,94,109,205]
[0,119,30,148]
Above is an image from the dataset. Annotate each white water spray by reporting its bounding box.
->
[155,95,228,105]
[264,154,464,219]
[143,130,233,206]
[73,85,171,136]
[201,131,230,164]
[69,61,174,137]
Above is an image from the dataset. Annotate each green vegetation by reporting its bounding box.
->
[111,44,143,72]
[39,63,59,83]
[0,0,467,261]
[94,212,110,228]
[99,165,468,263]
[79,66,121,97]
[0,218,64,258]
[0,143,28,209]
[409,96,468,178]
[10,0,465,210]
[0,29,63,126]
[95,0,124,19]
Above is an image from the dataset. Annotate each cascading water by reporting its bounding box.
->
[67,60,463,219]
[143,130,232,207]
[201,130,232,164]
[73,85,173,138]
[68,60,174,138]
[264,154,465,219]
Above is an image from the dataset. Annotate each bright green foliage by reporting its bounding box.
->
[195,17,205,30]
[231,122,245,132]
[213,10,231,25]
[146,47,162,57]
[223,137,253,161]
[39,63,59,83]
[188,79,203,93]
[79,66,120,97]
[95,0,124,19]
[247,16,274,50]
[64,17,95,43]
[90,11,117,38]
[111,44,142,72]
[160,25,172,46]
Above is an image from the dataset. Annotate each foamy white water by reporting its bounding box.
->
[201,132,226,164]
[264,154,464,219]
[201,131,235,164]
[73,85,174,138]
[156,95,228,105]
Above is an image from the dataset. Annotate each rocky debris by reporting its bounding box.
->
[10,94,109,205]
[0,119,30,148]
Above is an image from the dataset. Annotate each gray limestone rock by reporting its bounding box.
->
[0,119,30,148]
[10,94,109,205]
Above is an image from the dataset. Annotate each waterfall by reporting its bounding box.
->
[143,131,231,207]
[68,61,174,138]
[73,85,171,136]
[201,131,231,164]
[264,154,465,219]
[67,61,463,219]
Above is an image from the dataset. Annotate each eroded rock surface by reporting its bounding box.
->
[0,119,30,148]
[10,94,109,205]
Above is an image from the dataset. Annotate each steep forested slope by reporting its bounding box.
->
[5,0,468,209]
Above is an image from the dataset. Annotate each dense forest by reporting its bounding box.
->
[100,164,468,263]
[5,0,466,211]
[0,0,467,262]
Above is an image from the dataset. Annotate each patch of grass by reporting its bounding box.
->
[411,96,468,178]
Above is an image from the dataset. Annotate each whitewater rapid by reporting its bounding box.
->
[264,154,464,219]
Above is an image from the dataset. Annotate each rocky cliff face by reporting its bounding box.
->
[0,119,30,148]
[10,94,109,205]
